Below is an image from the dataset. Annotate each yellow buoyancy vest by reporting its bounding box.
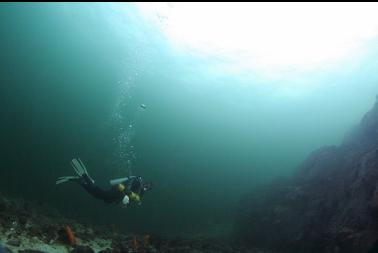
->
[130,192,141,202]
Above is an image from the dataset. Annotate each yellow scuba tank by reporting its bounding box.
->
[117,183,126,192]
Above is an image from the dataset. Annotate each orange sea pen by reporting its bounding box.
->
[132,235,139,251]
[143,234,150,247]
[65,225,76,246]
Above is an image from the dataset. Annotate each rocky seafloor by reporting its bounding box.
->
[0,193,278,253]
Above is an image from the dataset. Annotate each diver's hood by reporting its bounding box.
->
[109,177,128,186]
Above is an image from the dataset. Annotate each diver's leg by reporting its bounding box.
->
[78,177,116,203]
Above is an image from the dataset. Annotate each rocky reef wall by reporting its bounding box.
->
[235,96,378,253]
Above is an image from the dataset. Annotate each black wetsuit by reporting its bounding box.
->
[79,175,143,204]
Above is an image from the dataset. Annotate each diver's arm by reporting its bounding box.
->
[120,192,142,207]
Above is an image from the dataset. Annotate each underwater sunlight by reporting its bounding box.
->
[135,2,378,80]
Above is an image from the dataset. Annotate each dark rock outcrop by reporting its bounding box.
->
[235,97,378,253]
[18,251,48,253]
[70,246,95,253]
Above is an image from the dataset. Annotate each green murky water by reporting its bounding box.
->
[1,2,378,237]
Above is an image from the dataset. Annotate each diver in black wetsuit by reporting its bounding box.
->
[56,158,152,207]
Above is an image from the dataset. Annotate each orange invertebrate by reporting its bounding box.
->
[132,235,139,251]
[143,234,150,247]
[64,225,76,246]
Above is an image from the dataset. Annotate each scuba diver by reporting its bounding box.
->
[56,158,152,208]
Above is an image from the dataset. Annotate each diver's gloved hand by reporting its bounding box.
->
[121,195,129,208]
